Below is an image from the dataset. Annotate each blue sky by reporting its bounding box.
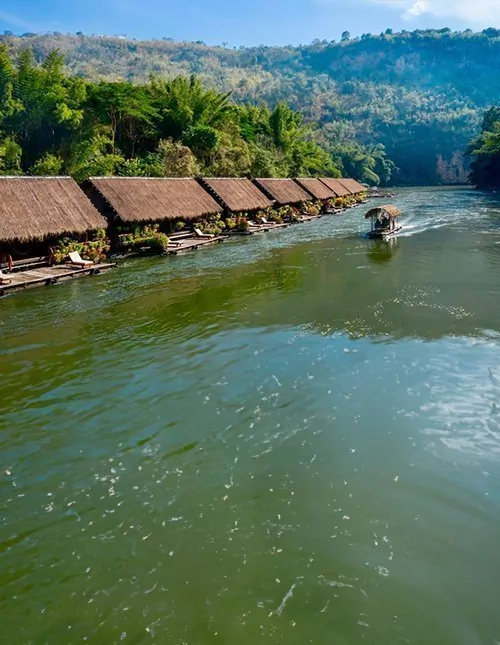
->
[0,0,498,46]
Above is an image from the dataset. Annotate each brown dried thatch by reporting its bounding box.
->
[202,178,272,212]
[0,176,107,243]
[87,177,223,223]
[338,178,366,195]
[319,178,352,197]
[365,205,401,219]
[253,178,311,205]
[294,178,336,200]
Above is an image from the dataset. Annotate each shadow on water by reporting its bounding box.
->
[366,238,399,264]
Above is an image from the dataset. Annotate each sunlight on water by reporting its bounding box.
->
[2,188,500,644]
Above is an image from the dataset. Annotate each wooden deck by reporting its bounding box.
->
[166,235,226,255]
[0,263,116,297]
[228,223,291,236]
[297,214,325,223]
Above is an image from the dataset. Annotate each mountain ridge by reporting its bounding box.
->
[2,28,500,184]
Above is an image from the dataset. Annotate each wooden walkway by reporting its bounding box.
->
[0,263,116,297]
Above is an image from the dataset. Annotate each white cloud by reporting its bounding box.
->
[368,0,500,24]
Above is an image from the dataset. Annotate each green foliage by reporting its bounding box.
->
[69,132,124,183]
[0,137,22,173]
[158,138,199,177]
[235,216,249,231]
[197,213,225,235]
[3,29,497,184]
[0,43,397,183]
[149,232,170,252]
[467,107,500,189]
[182,124,220,154]
[118,224,169,253]
[30,152,63,175]
[53,231,110,264]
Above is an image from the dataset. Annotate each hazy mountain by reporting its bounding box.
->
[3,28,500,185]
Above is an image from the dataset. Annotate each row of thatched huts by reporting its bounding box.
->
[0,176,366,257]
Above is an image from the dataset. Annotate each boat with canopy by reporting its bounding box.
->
[364,205,402,239]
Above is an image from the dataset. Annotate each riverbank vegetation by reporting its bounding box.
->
[467,108,500,190]
[0,44,394,184]
[2,28,499,185]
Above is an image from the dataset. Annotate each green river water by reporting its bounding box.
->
[2,187,500,644]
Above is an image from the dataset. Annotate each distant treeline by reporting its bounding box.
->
[2,28,500,185]
[467,107,500,190]
[0,46,394,185]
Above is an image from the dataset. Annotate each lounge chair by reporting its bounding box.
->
[68,251,93,268]
[258,216,274,225]
[0,268,11,284]
[194,227,214,239]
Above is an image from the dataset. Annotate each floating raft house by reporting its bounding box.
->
[0,176,114,296]
[295,178,337,201]
[201,177,273,213]
[0,176,108,246]
[85,177,223,224]
[338,178,367,195]
[319,178,353,197]
[253,178,311,205]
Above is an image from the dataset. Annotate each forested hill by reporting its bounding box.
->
[2,28,500,185]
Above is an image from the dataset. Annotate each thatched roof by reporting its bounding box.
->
[253,178,311,205]
[0,176,107,243]
[202,178,272,212]
[295,178,336,200]
[365,205,401,219]
[87,177,222,223]
[319,178,352,197]
[338,178,366,194]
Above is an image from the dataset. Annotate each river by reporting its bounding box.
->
[2,187,500,644]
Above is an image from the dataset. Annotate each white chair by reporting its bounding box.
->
[0,268,11,284]
[68,251,93,268]
[194,227,214,239]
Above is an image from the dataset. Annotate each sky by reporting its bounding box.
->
[0,0,498,46]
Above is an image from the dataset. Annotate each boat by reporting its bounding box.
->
[364,205,402,239]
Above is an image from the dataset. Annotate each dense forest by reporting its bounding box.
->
[468,107,500,190]
[1,28,499,185]
[0,45,396,184]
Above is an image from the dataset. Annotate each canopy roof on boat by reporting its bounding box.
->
[364,205,401,219]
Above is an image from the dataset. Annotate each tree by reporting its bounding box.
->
[30,153,64,175]
[150,75,232,141]
[0,138,22,174]
[157,138,199,177]
[341,31,351,42]
[85,82,157,157]
[0,45,387,184]
[467,107,500,189]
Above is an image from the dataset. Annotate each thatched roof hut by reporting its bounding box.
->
[365,205,401,219]
[338,178,366,195]
[0,176,107,243]
[294,178,336,200]
[319,178,352,198]
[201,178,272,213]
[86,177,223,223]
[253,178,311,205]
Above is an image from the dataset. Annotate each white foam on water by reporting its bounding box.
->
[421,341,500,459]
